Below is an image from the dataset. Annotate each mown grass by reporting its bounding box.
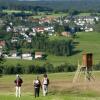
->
[0,94,100,100]
[0,72,100,100]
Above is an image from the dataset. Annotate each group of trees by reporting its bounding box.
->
[3,33,73,57]
[31,34,72,56]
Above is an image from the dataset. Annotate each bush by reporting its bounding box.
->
[55,63,76,72]
[13,66,24,74]
[0,65,4,75]
[93,63,100,70]
[4,66,15,74]
[43,62,54,73]
[35,66,46,74]
[25,65,35,74]
[4,64,24,74]
[25,65,46,74]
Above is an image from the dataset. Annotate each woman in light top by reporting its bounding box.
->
[42,74,49,96]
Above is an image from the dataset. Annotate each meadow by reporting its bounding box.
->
[0,72,100,100]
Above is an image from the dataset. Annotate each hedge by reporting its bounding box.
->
[0,63,77,75]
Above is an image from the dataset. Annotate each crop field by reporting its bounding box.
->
[0,72,100,100]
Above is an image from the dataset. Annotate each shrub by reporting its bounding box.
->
[35,66,46,74]
[43,62,54,73]
[55,63,76,72]
[0,65,4,75]
[93,63,100,70]
[25,65,35,74]
[13,66,24,74]
[4,66,15,74]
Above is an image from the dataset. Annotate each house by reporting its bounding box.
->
[0,40,5,49]
[85,27,93,32]
[32,18,39,23]
[6,26,12,32]
[35,52,44,59]
[11,37,18,43]
[29,32,36,36]
[6,50,20,59]
[95,17,99,21]
[22,27,29,32]
[22,53,31,58]
[84,24,94,32]
[35,27,45,33]
[26,38,32,43]
[10,51,17,57]
[32,27,36,33]
[39,18,51,24]
[61,32,71,37]
[20,33,29,38]
[9,22,13,26]
[22,53,32,60]
[64,19,70,23]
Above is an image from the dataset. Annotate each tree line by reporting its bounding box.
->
[0,0,100,12]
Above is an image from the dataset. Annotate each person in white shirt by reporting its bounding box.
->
[42,74,49,96]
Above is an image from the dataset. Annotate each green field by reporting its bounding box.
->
[3,10,67,18]
[32,13,67,18]
[0,72,100,100]
[0,95,100,100]
[78,13,91,16]
[3,32,100,67]
[3,10,32,14]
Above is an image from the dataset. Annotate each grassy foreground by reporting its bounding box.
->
[0,72,100,100]
[0,94,100,100]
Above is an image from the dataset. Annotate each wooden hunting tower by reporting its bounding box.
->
[82,53,93,68]
[73,53,94,83]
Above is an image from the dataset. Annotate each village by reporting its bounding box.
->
[0,12,100,60]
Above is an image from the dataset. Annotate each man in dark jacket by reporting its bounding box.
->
[33,76,41,98]
[14,74,23,98]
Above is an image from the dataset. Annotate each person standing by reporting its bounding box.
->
[42,74,49,96]
[33,76,41,98]
[14,74,23,98]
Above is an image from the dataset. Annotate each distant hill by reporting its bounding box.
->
[0,0,100,1]
[18,0,100,1]
[0,0,100,11]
